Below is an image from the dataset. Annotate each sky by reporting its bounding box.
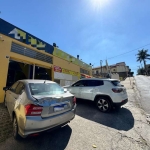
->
[1,0,150,74]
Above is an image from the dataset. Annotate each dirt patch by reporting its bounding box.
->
[0,104,13,143]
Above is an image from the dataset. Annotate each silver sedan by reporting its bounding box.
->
[3,80,76,140]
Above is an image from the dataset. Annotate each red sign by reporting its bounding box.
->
[54,66,62,72]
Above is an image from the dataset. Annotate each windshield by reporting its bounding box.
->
[29,83,65,95]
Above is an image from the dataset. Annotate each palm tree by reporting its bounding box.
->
[137,49,150,74]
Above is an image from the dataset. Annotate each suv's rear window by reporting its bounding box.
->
[111,81,122,86]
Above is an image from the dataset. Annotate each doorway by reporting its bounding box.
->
[6,60,52,87]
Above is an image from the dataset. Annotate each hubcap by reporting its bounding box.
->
[97,99,109,111]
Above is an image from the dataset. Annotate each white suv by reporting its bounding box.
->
[64,78,128,112]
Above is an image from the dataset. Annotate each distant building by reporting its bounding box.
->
[92,62,133,80]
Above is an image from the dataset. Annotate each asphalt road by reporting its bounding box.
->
[135,75,150,114]
[0,78,150,150]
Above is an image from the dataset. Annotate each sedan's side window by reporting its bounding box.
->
[15,82,25,95]
[72,81,85,87]
[9,82,19,93]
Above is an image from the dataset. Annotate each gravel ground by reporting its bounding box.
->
[0,77,150,150]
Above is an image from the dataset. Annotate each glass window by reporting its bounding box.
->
[85,80,104,86]
[9,82,19,93]
[111,81,122,86]
[29,83,64,95]
[15,82,24,95]
[72,80,85,87]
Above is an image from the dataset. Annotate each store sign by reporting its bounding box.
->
[62,68,80,77]
[54,66,62,72]
[80,73,91,78]
[0,19,54,54]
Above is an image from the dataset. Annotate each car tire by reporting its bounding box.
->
[96,97,112,113]
[4,94,7,107]
[13,115,21,140]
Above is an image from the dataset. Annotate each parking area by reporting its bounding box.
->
[0,78,150,150]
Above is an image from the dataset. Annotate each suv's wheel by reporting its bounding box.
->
[96,97,111,112]
[13,115,21,140]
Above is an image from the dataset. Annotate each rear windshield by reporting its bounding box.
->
[111,81,122,86]
[29,83,64,95]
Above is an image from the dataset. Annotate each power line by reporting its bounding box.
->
[94,43,150,64]
[107,43,150,60]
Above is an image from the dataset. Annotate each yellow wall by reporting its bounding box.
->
[0,34,92,103]
[53,55,80,73]
[0,35,53,103]
[0,35,11,103]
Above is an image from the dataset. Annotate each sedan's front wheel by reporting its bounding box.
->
[13,116,21,140]
[96,97,111,113]
[4,95,7,107]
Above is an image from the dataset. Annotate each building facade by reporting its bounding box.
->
[0,19,92,103]
[92,62,130,80]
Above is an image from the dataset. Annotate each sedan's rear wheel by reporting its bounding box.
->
[96,97,111,113]
[13,116,21,140]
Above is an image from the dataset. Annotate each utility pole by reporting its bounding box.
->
[100,60,103,77]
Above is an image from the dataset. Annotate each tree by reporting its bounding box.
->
[136,49,150,74]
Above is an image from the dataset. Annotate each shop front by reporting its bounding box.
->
[54,66,80,86]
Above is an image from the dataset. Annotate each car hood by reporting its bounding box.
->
[63,85,71,88]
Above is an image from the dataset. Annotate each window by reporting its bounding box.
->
[72,80,85,87]
[111,81,122,86]
[9,82,19,93]
[85,80,104,86]
[29,83,64,95]
[15,82,25,95]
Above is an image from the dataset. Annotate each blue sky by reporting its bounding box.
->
[1,0,150,74]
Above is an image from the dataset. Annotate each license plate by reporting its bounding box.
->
[54,104,68,112]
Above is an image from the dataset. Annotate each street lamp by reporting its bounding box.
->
[100,60,103,76]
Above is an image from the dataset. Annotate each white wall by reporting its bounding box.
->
[54,72,78,86]
[111,73,119,80]
[116,65,128,72]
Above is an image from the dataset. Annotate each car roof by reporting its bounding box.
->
[79,78,120,81]
[19,79,56,84]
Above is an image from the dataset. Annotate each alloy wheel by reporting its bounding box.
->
[97,99,109,112]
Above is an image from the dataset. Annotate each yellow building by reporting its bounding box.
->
[0,19,92,103]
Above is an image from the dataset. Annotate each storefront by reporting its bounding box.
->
[53,66,80,86]
[0,18,92,103]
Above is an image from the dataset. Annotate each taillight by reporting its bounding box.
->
[25,104,43,116]
[112,88,123,93]
[73,97,76,104]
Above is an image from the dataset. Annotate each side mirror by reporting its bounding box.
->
[121,85,124,87]
[64,88,67,93]
[3,87,8,91]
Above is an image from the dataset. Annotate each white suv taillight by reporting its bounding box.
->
[112,88,123,93]
[25,104,43,116]
[73,97,76,104]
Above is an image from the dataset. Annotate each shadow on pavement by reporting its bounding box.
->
[76,100,134,131]
[0,125,72,150]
